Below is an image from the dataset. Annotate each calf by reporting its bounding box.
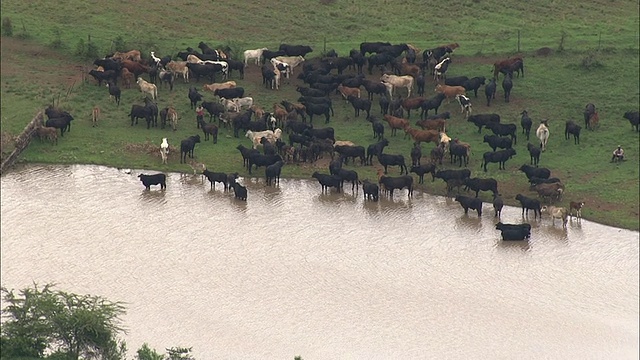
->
[188,87,203,109]
[541,206,569,228]
[138,173,166,190]
[528,177,562,187]
[481,148,516,172]
[569,201,585,219]
[312,172,342,192]
[362,179,379,201]
[410,163,437,184]
[265,160,284,186]
[454,195,483,217]
[564,120,581,144]
[368,116,385,141]
[203,169,228,190]
[495,222,531,241]
[527,143,541,167]
[519,164,550,180]
[464,177,498,198]
[91,106,101,127]
[515,194,542,219]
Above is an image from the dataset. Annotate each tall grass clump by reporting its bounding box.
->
[2,17,13,36]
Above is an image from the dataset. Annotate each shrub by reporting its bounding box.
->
[2,17,13,36]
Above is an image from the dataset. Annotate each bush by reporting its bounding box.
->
[113,35,126,53]
[2,17,13,36]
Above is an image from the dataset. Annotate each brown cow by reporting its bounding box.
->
[403,126,440,145]
[337,85,361,101]
[121,60,150,79]
[121,68,134,89]
[435,84,466,103]
[401,97,426,118]
[493,56,524,79]
[382,114,410,136]
[203,81,236,93]
[34,126,58,145]
[415,118,446,132]
[112,50,142,62]
[91,106,101,127]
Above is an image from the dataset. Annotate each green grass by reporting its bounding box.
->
[1,0,638,230]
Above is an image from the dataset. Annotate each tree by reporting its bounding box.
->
[1,283,127,360]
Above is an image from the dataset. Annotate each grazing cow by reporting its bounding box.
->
[536,120,550,151]
[493,194,504,218]
[378,171,413,198]
[464,177,498,198]
[160,138,169,164]
[454,195,483,217]
[528,177,562,188]
[214,87,245,100]
[493,56,523,79]
[463,76,486,98]
[381,74,414,98]
[377,153,408,175]
[564,120,582,144]
[484,78,497,106]
[137,78,157,100]
[495,222,531,241]
[347,96,372,118]
[541,206,569,228]
[467,113,501,133]
[89,69,118,86]
[248,153,282,174]
[455,94,472,118]
[584,103,596,129]
[232,97,254,111]
[232,181,248,201]
[203,169,228,191]
[366,138,390,166]
[362,180,379,201]
[106,82,121,106]
[485,122,517,144]
[312,172,342,192]
[34,126,58,145]
[303,127,335,143]
[519,164,551,180]
[138,173,166,190]
[481,148,516,172]
[520,110,533,140]
[527,142,541,167]
[569,201,585,219]
[502,73,513,102]
[483,135,512,152]
[265,160,285,186]
[382,114,410,136]
[180,135,201,163]
[246,129,276,149]
[622,111,639,132]
[91,106,100,127]
[533,182,565,202]
[420,93,447,118]
[410,163,437,184]
[515,194,542,219]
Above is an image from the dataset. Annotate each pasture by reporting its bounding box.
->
[0,0,638,230]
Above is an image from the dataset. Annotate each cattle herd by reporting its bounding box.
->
[35,40,639,241]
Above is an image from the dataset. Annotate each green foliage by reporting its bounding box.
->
[2,17,13,36]
[1,283,127,360]
[137,343,165,360]
[166,346,194,360]
[113,35,127,53]
[75,38,86,58]
[49,27,64,49]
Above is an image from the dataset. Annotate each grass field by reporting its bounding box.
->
[1,0,639,230]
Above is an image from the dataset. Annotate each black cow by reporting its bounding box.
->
[527,143,541,167]
[420,93,447,119]
[180,135,201,163]
[312,171,342,192]
[463,76,486,98]
[485,122,517,144]
[186,63,221,83]
[363,80,387,100]
[334,145,366,166]
[366,138,389,165]
[337,168,360,192]
[188,87,203,110]
[236,144,259,169]
[454,195,483,217]
[347,96,371,118]
[623,111,639,132]
[378,44,409,58]
[224,59,245,79]
[493,194,504,217]
[262,50,286,64]
[378,175,413,198]
[362,180,379,201]
[485,78,497,106]
[296,86,325,98]
[564,120,582,144]
[285,119,312,135]
[515,194,542,219]
[232,181,247,201]
[434,169,471,184]
[410,143,422,166]
[367,116,385,141]
[260,137,276,155]
[584,103,596,129]
[379,94,390,115]
[519,164,551,180]
[367,53,395,75]
[289,133,311,147]
[88,69,118,86]
[232,111,252,138]
[265,160,284,186]
[449,141,469,167]
[248,153,282,174]
[502,73,513,102]
[329,158,343,176]
[138,173,166,190]
[483,134,513,152]
[198,118,219,143]
[261,65,276,89]
[214,87,245,100]
[93,58,122,73]
[279,44,313,57]
[528,177,562,187]
[377,153,408,174]
[410,163,437,183]
[303,127,335,143]
[464,177,498,198]
[201,101,225,123]
[468,113,501,133]
[495,222,531,240]
[444,76,469,87]
[520,110,533,140]
[45,116,73,137]
[105,82,121,106]
[360,41,392,56]
[481,148,516,172]
[298,96,334,116]
[203,169,228,191]
[143,98,158,128]
[128,105,152,127]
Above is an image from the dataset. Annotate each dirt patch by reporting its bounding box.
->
[124,141,178,159]
[535,47,554,56]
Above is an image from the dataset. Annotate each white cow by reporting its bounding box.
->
[160,138,169,164]
[536,120,550,151]
[273,55,305,75]
[137,77,158,100]
[381,74,413,98]
[244,48,268,66]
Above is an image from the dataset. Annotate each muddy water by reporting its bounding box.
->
[1,164,638,359]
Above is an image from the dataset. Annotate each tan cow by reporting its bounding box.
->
[137,78,158,100]
[434,83,466,103]
[203,81,236,93]
[166,61,190,83]
[112,50,142,62]
[381,74,414,98]
[91,106,101,127]
[273,55,305,75]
